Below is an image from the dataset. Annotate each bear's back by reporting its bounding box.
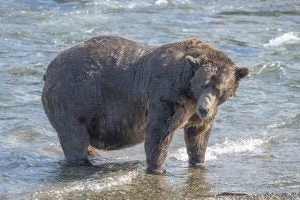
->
[45,36,154,80]
[43,36,154,105]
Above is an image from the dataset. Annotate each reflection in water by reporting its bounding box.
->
[31,160,143,198]
[81,166,214,199]
[32,162,215,199]
[182,168,214,198]
[55,160,143,182]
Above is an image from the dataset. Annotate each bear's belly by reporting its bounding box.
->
[89,94,148,150]
[89,108,147,150]
[90,125,146,150]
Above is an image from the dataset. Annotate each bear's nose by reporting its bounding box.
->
[198,107,209,117]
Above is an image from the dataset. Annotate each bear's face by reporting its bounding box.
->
[186,54,248,120]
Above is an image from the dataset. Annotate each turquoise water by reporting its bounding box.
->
[0,0,299,198]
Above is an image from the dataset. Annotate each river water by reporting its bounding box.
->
[1,0,300,199]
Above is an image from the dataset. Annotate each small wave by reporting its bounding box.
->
[13,88,41,103]
[32,171,138,198]
[253,62,286,78]
[0,65,45,77]
[267,114,300,130]
[171,138,265,162]
[155,0,168,5]
[4,68,43,77]
[264,32,300,47]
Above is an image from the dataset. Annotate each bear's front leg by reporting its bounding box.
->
[144,102,183,175]
[184,118,214,168]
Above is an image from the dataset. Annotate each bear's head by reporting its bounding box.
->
[185,46,248,120]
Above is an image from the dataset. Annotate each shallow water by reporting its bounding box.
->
[1,0,300,198]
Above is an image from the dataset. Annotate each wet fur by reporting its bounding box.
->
[42,36,248,173]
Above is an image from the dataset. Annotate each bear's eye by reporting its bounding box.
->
[213,86,220,95]
[218,91,236,105]
[218,93,229,105]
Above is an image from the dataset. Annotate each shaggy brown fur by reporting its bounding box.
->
[42,36,248,174]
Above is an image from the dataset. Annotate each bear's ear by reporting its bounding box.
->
[186,55,197,66]
[186,55,200,70]
[235,67,249,80]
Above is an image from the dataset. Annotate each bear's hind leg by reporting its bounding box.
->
[54,116,91,166]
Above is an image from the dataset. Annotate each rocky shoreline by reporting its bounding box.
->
[213,192,300,200]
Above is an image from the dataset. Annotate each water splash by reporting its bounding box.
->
[171,138,265,162]
[253,62,286,79]
[264,32,300,47]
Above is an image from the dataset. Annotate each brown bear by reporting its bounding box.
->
[42,36,248,174]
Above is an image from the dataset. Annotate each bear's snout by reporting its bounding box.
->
[196,92,217,120]
[197,107,209,119]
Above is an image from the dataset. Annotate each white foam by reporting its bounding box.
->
[127,3,137,9]
[264,32,300,47]
[171,138,265,162]
[155,0,168,5]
